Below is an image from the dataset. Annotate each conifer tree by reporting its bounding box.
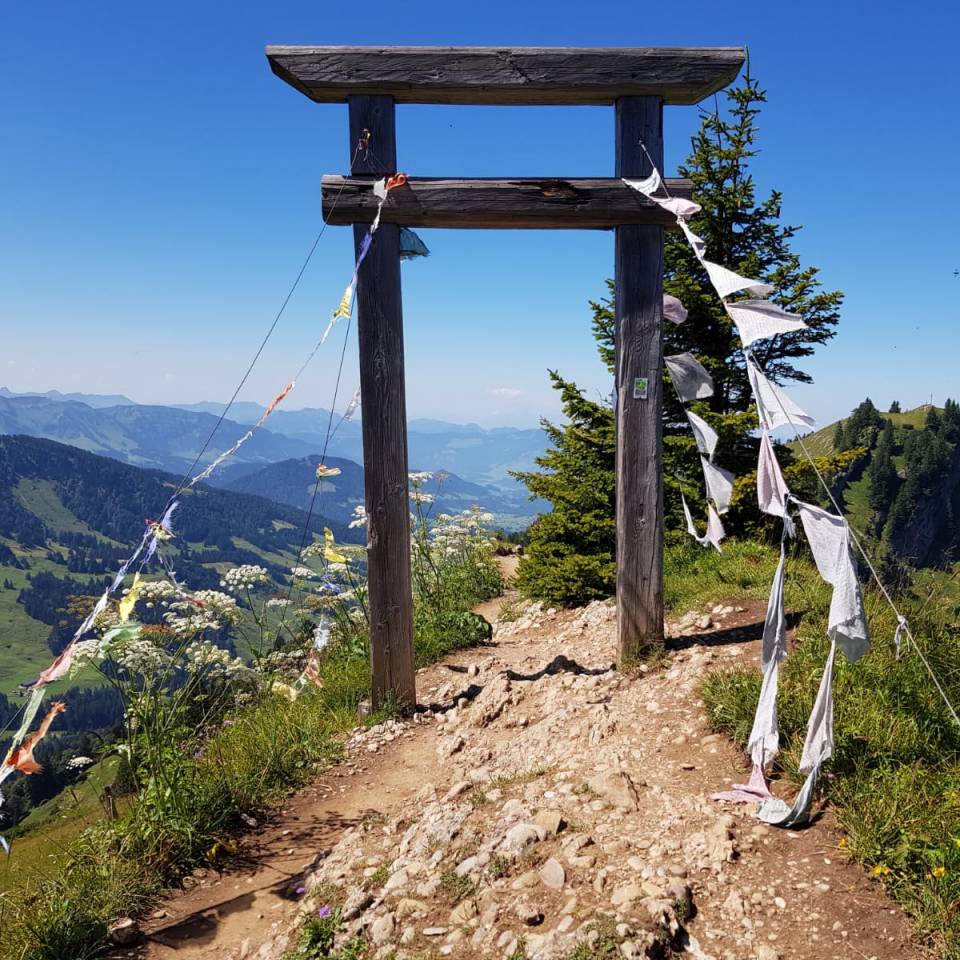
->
[513,371,615,606]
[517,74,843,604]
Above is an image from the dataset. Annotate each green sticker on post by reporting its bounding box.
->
[633,377,649,400]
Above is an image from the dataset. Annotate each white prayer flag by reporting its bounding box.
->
[797,641,837,775]
[747,358,815,431]
[665,352,714,402]
[663,294,688,325]
[621,170,662,196]
[678,220,707,260]
[748,544,788,766]
[706,504,725,552]
[797,502,870,662]
[700,456,734,514]
[705,262,775,301]
[686,409,718,460]
[757,429,790,518]
[725,299,808,347]
[681,493,724,552]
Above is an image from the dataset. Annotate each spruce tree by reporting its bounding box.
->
[867,422,898,520]
[513,370,615,606]
[833,421,847,452]
[516,73,844,605]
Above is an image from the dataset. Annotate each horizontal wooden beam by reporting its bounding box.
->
[267,46,744,106]
[321,176,693,230]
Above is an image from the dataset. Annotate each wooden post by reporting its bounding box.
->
[348,95,416,708]
[614,96,665,663]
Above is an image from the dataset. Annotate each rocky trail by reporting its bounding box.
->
[125,593,917,960]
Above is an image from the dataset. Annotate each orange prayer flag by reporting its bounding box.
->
[6,702,66,775]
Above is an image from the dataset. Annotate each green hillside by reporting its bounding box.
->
[0,435,359,693]
[790,403,943,457]
[789,401,960,571]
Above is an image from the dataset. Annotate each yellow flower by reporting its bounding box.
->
[872,865,891,877]
[931,866,946,879]
[953,838,960,849]
[837,838,849,849]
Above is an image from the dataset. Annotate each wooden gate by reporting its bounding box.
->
[267,45,745,706]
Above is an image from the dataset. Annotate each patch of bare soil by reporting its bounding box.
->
[126,598,917,960]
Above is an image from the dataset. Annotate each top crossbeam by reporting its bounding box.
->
[266,46,745,106]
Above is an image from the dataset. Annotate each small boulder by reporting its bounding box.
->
[107,918,139,946]
[539,858,565,891]
[587,770,642,811]
[369,912,396,945]
[533,809,565,836]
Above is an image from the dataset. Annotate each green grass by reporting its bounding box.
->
[697,539,960,957]
[663,537,781,614]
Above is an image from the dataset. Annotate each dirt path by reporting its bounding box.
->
[127,595,918,960]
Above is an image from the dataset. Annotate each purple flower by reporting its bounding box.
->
[295,885,306,895]
[193,749,205,760]
[317,904,332,918]
[222,719,235,727]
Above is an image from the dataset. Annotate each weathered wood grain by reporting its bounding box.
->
[267,46,744,106]
[349,95,416,709]
[322,176,693,229]
[614,96,665,663]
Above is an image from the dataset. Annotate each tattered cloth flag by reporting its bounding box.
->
[700,456,734,514]
[118,573,142,623]
[797,502,870,663]
[746,356,815,432]
[323,528,348,565]
[674,219,773,299]
[621,173,702,219]
[399,227,430,260]
[664,352,714,403]
[725,300,807,348]
[757,640,837,827]
[663,295,688,326]
[682,492,724,552]
[5,702,66,775]
[714,537,790,805]
[686,410,718,460]
[757,429,790,518]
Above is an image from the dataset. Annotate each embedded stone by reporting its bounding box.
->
[539,858,566,891]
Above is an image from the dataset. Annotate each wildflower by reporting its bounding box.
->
[408,471,433,484]
[220,565,269,593]
[931,866,946,878]
[138,579,179,608]
[411,490,435,505]
[348,504,368,530]
[66,756,95,770]
[317,905,332,918]
[872,865,891,876]
[837,838,848,849]
[295,886,306,896]
[290,566,315,579]
[266,597,292,608]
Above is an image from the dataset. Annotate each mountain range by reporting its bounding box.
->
[0,390,549,527]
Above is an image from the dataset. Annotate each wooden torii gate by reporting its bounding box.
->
[267,45,745,708]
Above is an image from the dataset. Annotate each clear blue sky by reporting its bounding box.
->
[1,0,957,428]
